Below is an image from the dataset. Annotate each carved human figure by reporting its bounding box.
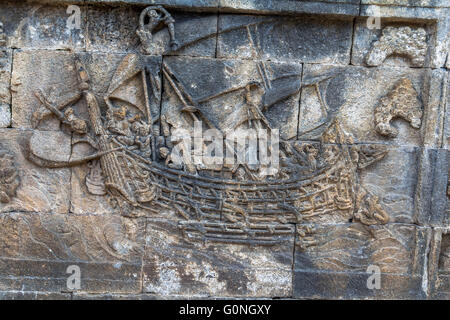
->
[131,115,152,158]
[136,6,179,54]
[107,106,135,146]
[64,107,88,134]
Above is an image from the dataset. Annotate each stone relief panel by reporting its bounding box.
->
[0,129,70,214]
[0,1,447,299]
[87,5,218,57]
[294,223,429,299]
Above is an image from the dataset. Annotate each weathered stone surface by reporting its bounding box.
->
[358,145,419,224]
[217,14,353,65]
[88,0,220,10]
[414,148,448,226]
[435,231,450,299]
[11,50,80,130]
[298,64,426,145]
[143,218,294,297]
[0,129,70,214]
[0,212,145,293]
[219,0,360,16]
[422,69,447,148]
[442,71,450,148]
[360,0,449,7]
[0,1,85,50]
[0,48,11,128]
[294,223,430,299]
[162,56,302,140]
[352,19,432,68]
[87,6,217,57]
[0,291,71,300]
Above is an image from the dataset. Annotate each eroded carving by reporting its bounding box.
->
[374,77,423,138]
[366,26,427,67]
[0,146,20,203]
[136,6,179,54]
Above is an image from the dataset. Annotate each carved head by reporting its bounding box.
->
[159,147,170,159]
[149,10,159,19]
[114,106,127,120]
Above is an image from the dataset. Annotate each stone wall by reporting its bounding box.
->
[0,0,448,299]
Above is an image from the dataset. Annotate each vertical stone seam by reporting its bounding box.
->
[348,16,357,66]
[8,48,14,128]
[296,63,305,140]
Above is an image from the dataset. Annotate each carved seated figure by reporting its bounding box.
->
[107,106,135,146]
[131,116,152,158]
[64,107,88,134]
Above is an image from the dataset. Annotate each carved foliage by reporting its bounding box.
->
[366,26,428,67]
[374,78,423,138]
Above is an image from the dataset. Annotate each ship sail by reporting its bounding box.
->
[106,54,152,124]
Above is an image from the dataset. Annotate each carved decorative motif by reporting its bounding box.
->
[374,77,423,138]
[0,146,19,203]
[366,26,427,67]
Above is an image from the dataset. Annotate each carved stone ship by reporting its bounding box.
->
[108,120,358,245]
[26,50,393,245]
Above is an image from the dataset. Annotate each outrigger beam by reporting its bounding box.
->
[27,146,124,168]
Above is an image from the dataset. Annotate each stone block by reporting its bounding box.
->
[0,212,146,293]
[293,223,431,299]
[0,129,71,214]
[86,6,217,57]
[143,218,294,297]
[162,56,302,141]
[217,14,353,65]
[298,64,428,146]
[0,1,85,50]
